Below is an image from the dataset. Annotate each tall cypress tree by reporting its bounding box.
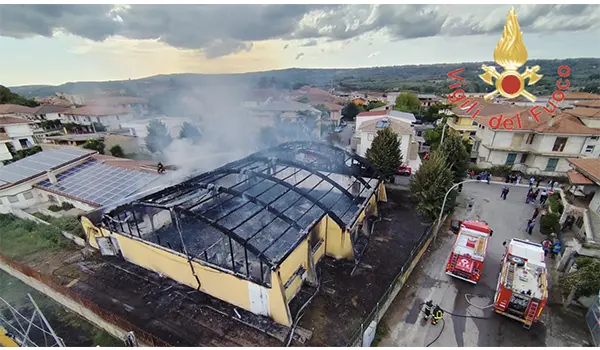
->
[439,131,469,182]
[409,150,454,222]
[366,127,403,181]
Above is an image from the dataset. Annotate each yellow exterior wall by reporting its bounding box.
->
[324,216,354,260]
[278,239,309,284]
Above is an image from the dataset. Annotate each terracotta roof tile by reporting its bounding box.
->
[567,170,594,185]
[310,102,343,111]
[564,92,600,100]
[0,116,34,126]
[63,106,133,116]
[357,110,388,117]
[534,112,600,135]
[568,158,600,183]
[358,117,413,135]
[574,100,600,108]
[0,104,37,114]
[566,107,600,118]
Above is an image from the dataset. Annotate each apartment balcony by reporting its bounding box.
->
[446,118,477,132]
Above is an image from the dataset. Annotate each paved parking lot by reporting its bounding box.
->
[379,181,593,347]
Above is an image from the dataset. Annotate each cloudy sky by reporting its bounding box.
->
[1,4,600,87]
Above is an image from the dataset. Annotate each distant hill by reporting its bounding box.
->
[10,58,600,99]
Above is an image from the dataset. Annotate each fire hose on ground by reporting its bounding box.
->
[418,296,494,347]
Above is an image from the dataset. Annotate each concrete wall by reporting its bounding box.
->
[5,124,34,139]
[0,142,11,161]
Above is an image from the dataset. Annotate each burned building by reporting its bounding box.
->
[80,141,386,326]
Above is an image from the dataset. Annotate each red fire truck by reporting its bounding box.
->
[445,220,492,284]
[493,238,548,329]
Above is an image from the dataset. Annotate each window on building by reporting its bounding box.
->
[7,195,19,203]
[375,120,390,128]
[505,153,517,166]
[576,216,584,229]
[525,134,535,145]
[591,136,599,141]
[545,158,559,172]
[469,131,476,136]
[585,145,595,153]
[552,137,568,152]
[453,117,459,124]
[520,153,528,163]
[0,127,5,133]
[472,121,478,126]
[23,192,34,200]
[19,139,29,148]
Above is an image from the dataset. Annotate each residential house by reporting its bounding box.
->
[0,104,70,144]
[43,133,106,147]
[567,100,600,120]
[351,97,368,106]
[417,94,441,108]
[353,116,422,172]
[474,111,600,176]
[553,158,600,269]
[356,109,417,129]
[0,116,38,160]
[120,117,197,150]
[0,146,163,214]
[311,102,344,127]
[413,123,436,153]
[446,99,527,141]
[86,96,149,116]
[561,92,600,109]
[61,106,135,131]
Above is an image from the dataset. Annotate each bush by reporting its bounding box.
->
[559,257,600,298]
[0,214,71,262]
[48,205,62,212]
[540,213,560,235]
[61,202,75,210]
[109,144,125,158]
[548,193,564,214]
[489,165,513,177]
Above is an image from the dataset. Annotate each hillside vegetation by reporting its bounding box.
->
[9,58,600,100]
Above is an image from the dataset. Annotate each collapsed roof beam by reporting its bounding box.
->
[132,201,273,266]
[275,140,384,179]
[199,167,347,230]
[193,182,304,232]
[246,155,357,202]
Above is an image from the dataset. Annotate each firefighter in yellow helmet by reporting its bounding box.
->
[431,305,444,325]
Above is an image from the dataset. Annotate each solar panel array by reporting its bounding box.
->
[37,159,159,206]
[0,148,92,184]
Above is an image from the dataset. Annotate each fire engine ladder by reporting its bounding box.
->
[523,299,539,329]
[450,253,459,269]
[505,262,516,289]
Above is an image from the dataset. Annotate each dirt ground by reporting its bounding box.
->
[298,187,430,346]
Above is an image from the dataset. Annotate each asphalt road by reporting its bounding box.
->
[379,181,592,347]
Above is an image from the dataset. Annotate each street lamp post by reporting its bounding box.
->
[433,179,482,244]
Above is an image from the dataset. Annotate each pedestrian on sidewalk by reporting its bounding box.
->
[529,177,535,188]
[505,175,510,183]
[536,178,541,188]
[526,218,535,235]
[517,175,522,185]
[501,186,509,200]
[541,238,552,257]
[551,239,561,258]
[539,189,548,205]
[532,207,540,220]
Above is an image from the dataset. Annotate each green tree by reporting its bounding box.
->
[145,119,173,153]
[559,257,600,298]
[298,96,310,104]
[394,92,421,114]
[422,102,451,123]
[364,100,386,111]
[109,144,125,158]
[365,127,403,181]
[424,122,445,151]
[439,131,469,182]
[179,121,202,144]
[409,150,454,222]
[258,126,279,148]
[341,102,361,121]
[0,85,40,107]
[82,139,105,154]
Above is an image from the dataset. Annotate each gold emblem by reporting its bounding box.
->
[480,8,543,102]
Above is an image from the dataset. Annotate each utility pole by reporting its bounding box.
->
[433,179,482,244]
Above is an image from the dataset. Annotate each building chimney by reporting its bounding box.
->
[47,171,58,185]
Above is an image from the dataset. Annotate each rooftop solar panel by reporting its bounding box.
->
[0,148,93,184]
[37,159,160,206]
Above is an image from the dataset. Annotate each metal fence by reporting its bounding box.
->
[0,255,171,347]
[586,292,600,347]
[345,216,445,347]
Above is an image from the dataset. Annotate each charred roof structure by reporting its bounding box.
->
[81,141,387,326]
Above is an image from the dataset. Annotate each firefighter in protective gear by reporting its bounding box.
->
[423,300,434,320]
[431,305,444,325]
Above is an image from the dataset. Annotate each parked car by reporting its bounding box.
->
[397,165,412,176]
[340,120,347,127]
[334,126,343,133]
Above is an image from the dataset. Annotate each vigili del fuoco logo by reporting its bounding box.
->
[446,8,572,130]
